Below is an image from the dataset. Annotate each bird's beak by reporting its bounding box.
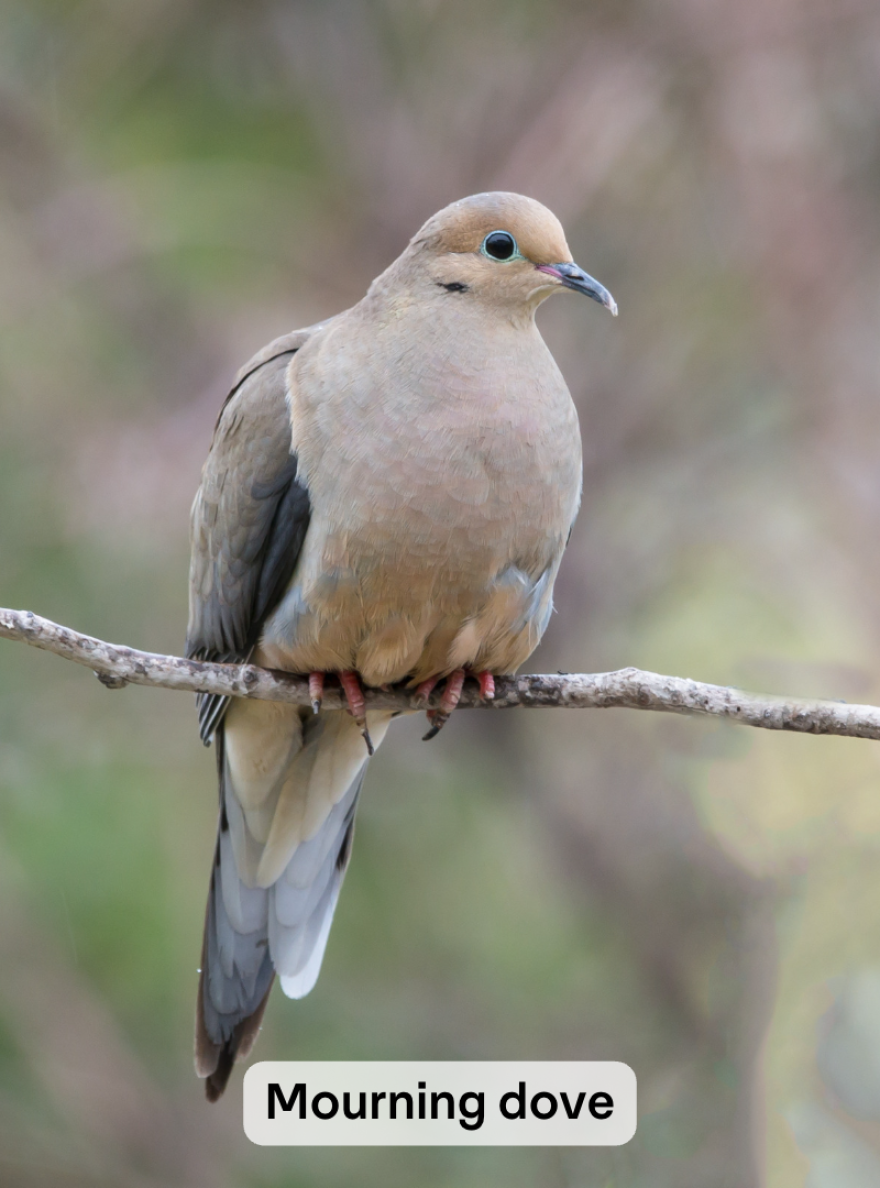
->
[536,262,618,316]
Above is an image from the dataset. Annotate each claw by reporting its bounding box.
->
[422,718,444,742]
[339,670,374,755]
[308,672,324,715]
[475,671,495,701]
[421,669,466,741]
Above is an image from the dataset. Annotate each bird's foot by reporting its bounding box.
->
[308,672,324,715]
[414,676,440,708]
[422,668,466,741]
[339,670,374,756]
[419,669,496,739]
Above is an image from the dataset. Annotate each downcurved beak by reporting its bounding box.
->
[536,261,618,316]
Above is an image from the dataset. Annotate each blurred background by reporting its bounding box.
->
[1,1,880,1184]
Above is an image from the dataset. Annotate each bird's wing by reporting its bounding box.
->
[186,328,319,743]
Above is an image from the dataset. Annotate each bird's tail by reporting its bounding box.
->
[194,704,390,1101]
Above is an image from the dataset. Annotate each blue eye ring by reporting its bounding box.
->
[481,230,519,262]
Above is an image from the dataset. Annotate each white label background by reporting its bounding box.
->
[244,1061,637,1146]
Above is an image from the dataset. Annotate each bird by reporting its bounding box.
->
[186,191,616,1100]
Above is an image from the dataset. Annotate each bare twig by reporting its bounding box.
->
[2,606,879,740]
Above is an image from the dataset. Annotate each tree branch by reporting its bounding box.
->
[2,606,879,740]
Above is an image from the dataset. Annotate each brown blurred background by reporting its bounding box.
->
[2,1,880,1184]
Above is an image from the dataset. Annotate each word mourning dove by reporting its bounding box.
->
[186,192,616,1100]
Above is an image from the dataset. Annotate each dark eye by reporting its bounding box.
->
[482,231,517,261]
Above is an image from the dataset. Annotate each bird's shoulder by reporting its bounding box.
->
[232,318,336,386]
[209,318,333,431]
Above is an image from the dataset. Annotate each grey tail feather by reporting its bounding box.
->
[197,958,274,1102]
[195,729,275,1102]
[195,843,276,1101]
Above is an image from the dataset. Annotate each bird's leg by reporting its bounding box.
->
[308,672,324,715]
[339,670,366,720]
[474,670,495,701]
[422,668,466,741]
[339,670,374,756]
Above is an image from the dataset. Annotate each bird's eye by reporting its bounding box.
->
[481,231,517,261]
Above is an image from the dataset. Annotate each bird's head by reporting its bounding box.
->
[405,191,617,318]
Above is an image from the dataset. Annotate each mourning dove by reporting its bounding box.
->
[186,192,616,1100]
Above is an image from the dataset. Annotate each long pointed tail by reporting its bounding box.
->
[195,731,276,1100]
[194,705,389,1100]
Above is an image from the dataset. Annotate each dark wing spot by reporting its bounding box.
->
[336,819,355,871]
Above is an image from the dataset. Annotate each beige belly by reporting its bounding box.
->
[257,512,562,686]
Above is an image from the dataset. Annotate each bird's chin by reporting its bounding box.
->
[528,279,564,305]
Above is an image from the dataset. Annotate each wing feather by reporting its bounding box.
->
[186,344,311,743]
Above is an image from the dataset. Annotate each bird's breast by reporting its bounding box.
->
[260,318,582,683]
